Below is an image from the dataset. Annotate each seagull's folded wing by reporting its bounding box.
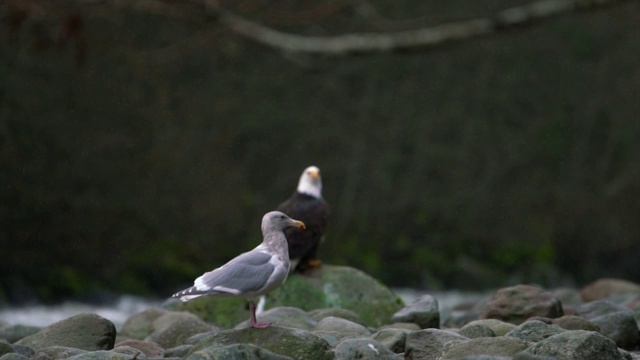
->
[195,251,276,295]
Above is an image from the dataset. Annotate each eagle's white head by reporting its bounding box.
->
[297,166,322,199]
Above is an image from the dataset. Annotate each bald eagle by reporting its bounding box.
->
[277,166,330,272]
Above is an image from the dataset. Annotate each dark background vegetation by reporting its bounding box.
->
[1,0,639,303]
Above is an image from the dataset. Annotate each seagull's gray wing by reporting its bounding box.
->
[193,250,276,296]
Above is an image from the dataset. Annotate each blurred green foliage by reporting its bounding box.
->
[1,1,639,302]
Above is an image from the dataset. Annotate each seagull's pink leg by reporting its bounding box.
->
[249,299,271,328]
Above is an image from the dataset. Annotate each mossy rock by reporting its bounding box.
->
[172,297,249,329]
[171,265,403,328]
[267,265,404,328]
[188,326,332,360]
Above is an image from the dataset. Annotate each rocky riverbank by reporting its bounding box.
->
[1,266,639,359]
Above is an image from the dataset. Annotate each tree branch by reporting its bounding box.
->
[217,0,632,55]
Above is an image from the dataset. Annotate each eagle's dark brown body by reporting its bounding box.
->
[277,191,329,271]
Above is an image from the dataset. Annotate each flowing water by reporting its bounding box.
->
[0,295,163,330]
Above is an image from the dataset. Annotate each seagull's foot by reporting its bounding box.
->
[251,322,271,329]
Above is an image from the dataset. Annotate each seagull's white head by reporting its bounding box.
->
[296,166,322,199]
[261,211,305,234]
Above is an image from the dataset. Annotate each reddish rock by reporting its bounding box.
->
[580,278,640,302]
[479,285,563,325]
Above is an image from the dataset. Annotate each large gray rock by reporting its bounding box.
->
[34,346,87,359]
[574,300,632,320]
[590,311,640,350]
[186,344,293,360]
[479,285,563,325]
[235,307,317,330]
[189,326,333,360]
[111,345,145,358]
[119,308,168,340]
[165,344,194,358]
[390,295,439,329]
[266,265,404,328]
[314,317,370,339]
[461,319,517,337]
[441,337,529,359]
[458,323,496,339]
[114,340,165,358]
[404,328,468,360]
[525,330,625,360]
[334,338,398,360]
[308,308,363,325]
[552,315,600,331]
[146,311,218,349]
[15,313,116,351]
[371,328,411,353]
[505,320,566,342]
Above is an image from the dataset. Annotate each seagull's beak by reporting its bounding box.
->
[290,219,306,230]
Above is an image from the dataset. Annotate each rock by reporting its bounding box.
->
[314,317,370,339]
[441,337,529,359]
[235,307,317,330]
[505,320,566,342]
[0,325,42,343]
[146,311,218,349]
[574,300,632,320]
[171,296,249,329]
[64,350,135,360]
[334,338,398,360]
[189,325,333,360]
[552,287,584,309]
[525,330,625,360]
[10,345,33,358]
[186,343,293,360]
[0,354,29,360]
[111,346,144,358]
[479,285,563,324]
[379,323,420,331]
[35,346,87,359]
[512,353,557,360]
[165,345,194,358]
[371,328,411,353]
[266,265,404,328]
[119,308,168,340]
[390,295,439,329]
[30,352,52,360]
[308,308,363,325]
[580,279,640,302]
[590,311,640,350]
[552,315,600,331]
[460,319,517,337]
[310,331,341,347]
[442,356,511,360]
[458,323,496,339]
[404,328,468,360]
[114,340,164,358]
[0,341,13,358]
[15,313,116,351]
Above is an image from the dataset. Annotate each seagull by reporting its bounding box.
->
[172,211,305,328]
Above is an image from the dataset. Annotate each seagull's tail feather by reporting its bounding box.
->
[172,286,220,302]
